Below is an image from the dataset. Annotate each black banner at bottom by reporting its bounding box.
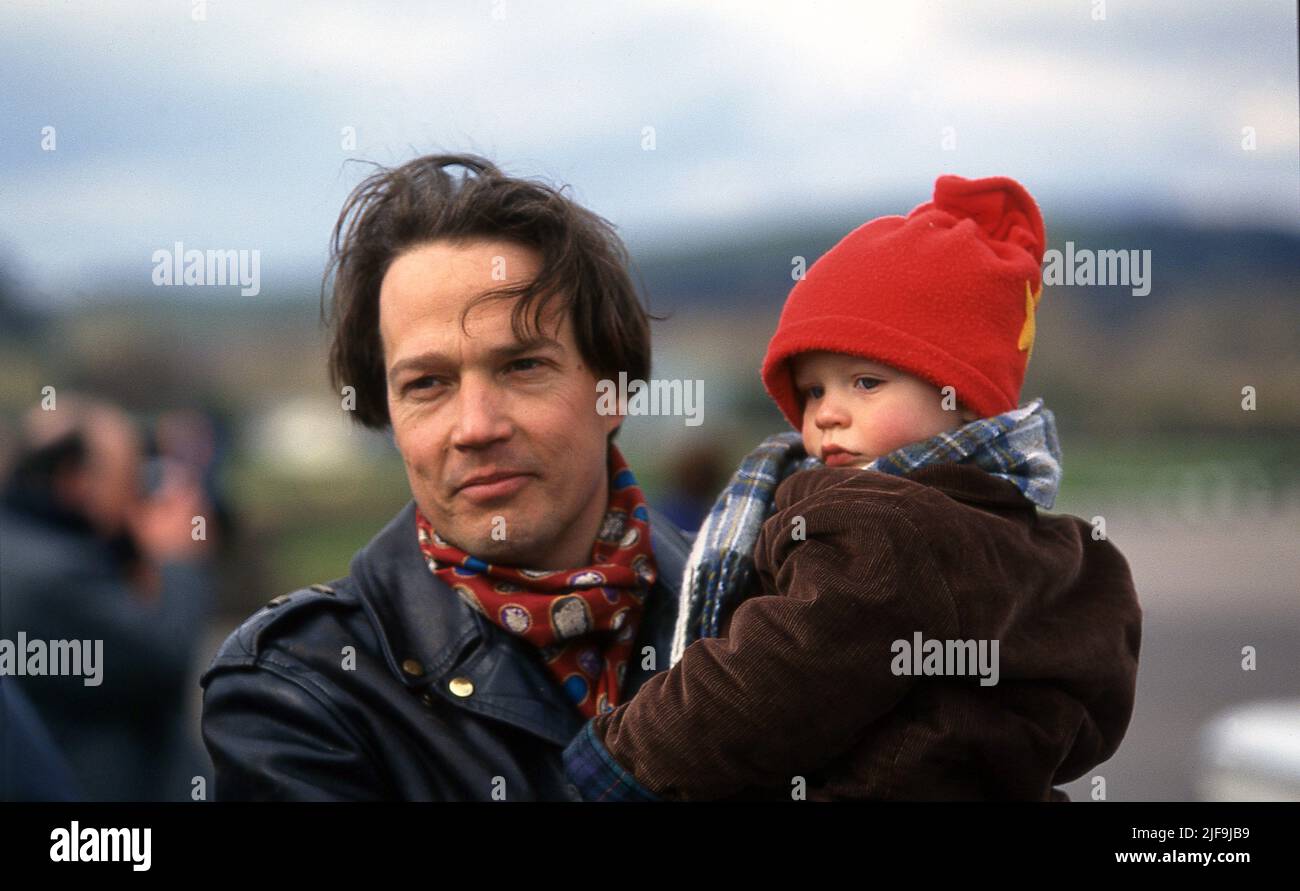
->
[3,801,1289,876]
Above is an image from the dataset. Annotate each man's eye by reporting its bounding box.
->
[855,377,882,391]
[404,375,438,393]
[508,358,544,373]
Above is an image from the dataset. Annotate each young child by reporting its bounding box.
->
[562,174,1142,801]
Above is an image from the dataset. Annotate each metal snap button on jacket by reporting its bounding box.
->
[448,677,474,697]
[401,659,423,677]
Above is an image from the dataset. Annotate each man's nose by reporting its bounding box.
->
[449,377,513,449]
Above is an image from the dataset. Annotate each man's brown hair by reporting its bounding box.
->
[323,153,653,430]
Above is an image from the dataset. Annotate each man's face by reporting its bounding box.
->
[791,351,977,467]
[380,239,620,569]
[57,409,143,539]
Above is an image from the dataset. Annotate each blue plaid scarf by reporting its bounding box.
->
[668,397,1063,667]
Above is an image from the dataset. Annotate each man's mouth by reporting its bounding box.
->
[454,470,536,504]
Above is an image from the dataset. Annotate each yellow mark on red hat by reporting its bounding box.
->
[1018,280,1043,359]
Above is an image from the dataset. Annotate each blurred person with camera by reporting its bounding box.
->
[0,395,216,800]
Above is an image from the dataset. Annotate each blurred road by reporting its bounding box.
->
[1060,503,1300,801]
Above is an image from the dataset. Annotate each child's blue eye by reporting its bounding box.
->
[855,377,882,391]
[804,385,824,400]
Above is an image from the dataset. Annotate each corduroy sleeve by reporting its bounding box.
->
[563,473,961,801]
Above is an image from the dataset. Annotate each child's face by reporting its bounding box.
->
[791,351,978,467]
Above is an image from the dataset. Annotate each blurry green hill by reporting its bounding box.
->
[633,219,1300,319]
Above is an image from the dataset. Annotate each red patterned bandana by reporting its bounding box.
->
[415,446,658,718]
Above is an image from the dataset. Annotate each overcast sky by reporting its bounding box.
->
[2,0,1296,301]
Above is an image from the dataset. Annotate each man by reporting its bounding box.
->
[200,154,693,800]
[0,396,215,800]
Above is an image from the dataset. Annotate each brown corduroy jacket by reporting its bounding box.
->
[589,463,1142,801]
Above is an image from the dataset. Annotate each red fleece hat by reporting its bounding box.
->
[761,174,1046,430]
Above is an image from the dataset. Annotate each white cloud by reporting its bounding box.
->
[1,0,1295,296]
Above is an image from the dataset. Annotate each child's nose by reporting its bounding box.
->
[813,394,851,429]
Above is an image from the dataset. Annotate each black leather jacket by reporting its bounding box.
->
[199,500,691,801]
